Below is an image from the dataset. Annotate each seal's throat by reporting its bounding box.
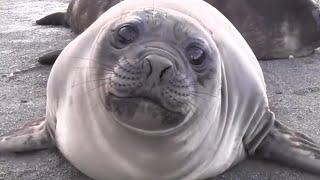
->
[106,95,185,132]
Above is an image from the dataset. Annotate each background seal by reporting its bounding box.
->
[36,0,320,64]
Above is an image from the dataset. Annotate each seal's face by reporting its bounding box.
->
[92,9,220,135]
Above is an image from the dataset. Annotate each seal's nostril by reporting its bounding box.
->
[160,66,172,82]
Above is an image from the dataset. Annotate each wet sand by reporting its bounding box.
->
[0,0,320,179]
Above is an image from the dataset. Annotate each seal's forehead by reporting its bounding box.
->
[117,9,200,27]
[112,8,212,41]
[94,1,222,39]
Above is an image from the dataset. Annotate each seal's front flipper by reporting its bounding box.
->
[36,12,68,26]
[38,49,63,65]
[0,117,54,153]
[256,121,320,175]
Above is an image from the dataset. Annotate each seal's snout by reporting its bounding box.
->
[143,54,173,84]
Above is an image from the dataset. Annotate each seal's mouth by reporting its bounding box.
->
[106,94,186,134]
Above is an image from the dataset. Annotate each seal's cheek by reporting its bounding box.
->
[196,68,217,87]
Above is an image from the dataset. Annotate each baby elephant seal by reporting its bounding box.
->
[2,0,320,179]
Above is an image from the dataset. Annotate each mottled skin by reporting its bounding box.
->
[36,0,320,63]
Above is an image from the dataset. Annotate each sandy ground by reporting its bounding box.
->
[0,0,320,179]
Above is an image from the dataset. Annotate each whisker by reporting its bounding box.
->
[191,90,217,98]
[77,82,110,96]
[185,101,197,111]
[71,78,111,88]
[66,55,132,69]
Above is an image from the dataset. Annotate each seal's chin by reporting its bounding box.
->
[106,94,186,135]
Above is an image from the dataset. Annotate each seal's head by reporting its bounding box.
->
[48,1,272,179]
[89,9,220,135]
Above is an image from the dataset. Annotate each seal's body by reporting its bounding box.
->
[37,0,320,63]
[208,0,320,59]
[2,0,320,179]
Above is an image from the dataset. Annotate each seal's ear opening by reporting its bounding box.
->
[254,121,320,175]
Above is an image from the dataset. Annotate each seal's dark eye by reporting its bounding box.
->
[117,25,139,44]
[186,44,206,66]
